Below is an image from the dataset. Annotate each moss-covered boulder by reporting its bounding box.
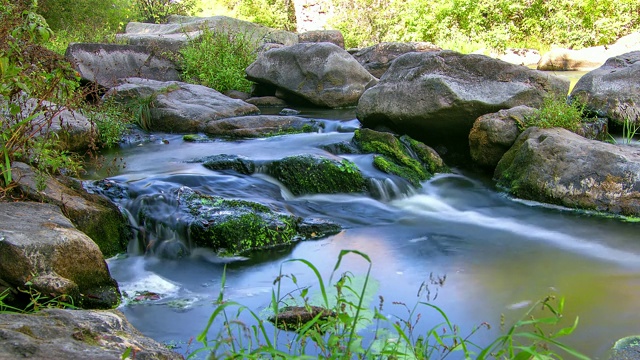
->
[353,129,448,186]
[179,187,299,254]
[266,155,367,196]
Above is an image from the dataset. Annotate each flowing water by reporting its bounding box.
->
[96,108,640,358]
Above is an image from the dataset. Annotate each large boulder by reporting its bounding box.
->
[117,15,298,53]
[0,202,120,309]
[494,127,640,216]
[538,31,640,71]
[0,309,182,359]
[357,51,569,151]
[349,42,441,78]
[203,115,322,138]
[11,162,130,258]
[245,42,378,108]
[570,51,640,126]
[104,78,259,133]
[65,43,180,89]
[469,106,538,169]
[266,155,367,195]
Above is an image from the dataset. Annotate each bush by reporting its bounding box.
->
[133,0,200,24]
[219,0,297,31]
[179,26,258,93]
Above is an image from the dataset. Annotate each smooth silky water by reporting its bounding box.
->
[93,108,640,358]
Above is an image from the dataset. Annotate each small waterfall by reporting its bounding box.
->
[367,177,415,201]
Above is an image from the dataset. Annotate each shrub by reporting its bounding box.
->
[219,0,297,31]
[133,0,200,24]
[179,26,258,93]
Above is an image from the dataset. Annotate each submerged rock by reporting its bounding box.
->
[199,154,256,175]
[495,127,640,216]
[353,129,448,187]
[266,155,367,196]
[609,335,640,360]
[268,305,336,331]
[0,202,120,309]
[0,309,182,359]
[357,51,569,150]
[570,51,640,126]
[246,42,377,108]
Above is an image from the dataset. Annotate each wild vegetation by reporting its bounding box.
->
[183,250,588,359]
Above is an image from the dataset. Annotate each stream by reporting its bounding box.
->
[94,107,640,359]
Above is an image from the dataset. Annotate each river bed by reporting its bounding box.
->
[97,108,640,359]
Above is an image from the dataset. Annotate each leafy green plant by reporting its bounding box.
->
[0,286,76,314]
[219,0,297,31]
[84,99,134,148]
[478,296,588,359]
[179,26,258,93]
[126,94,155,131]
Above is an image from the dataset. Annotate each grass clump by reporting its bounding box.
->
[179,26,258,93]
[185,250,588,359]
[520,95,585,132]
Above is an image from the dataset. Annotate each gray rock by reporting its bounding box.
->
[246,42,377,108]
[104,78,259,133]
[11,162,130,258]
[469,106,537,169]
[246,96,288,107]
[298,30,345,48]
[0,202,120,309]
[200,154,256,175]
[357,51,569,149]
[538,31,640,71]
[0,308,183,360]
[495,127,640,216]
[203,115,322,138]
[118,15,298,53]
[570,51,640,126]
[609,335,640,360]
[65,43,180,89]
[350,42,441,78]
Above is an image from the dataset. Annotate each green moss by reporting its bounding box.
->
[183,134,211,142]
[373,155,423,186]
[266,155,366,196]
[182,190,300,255]
[354,129,447,186]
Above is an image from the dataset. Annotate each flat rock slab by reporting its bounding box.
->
[104,78,259,133]
[0,308,183,359]
[203,115,322,138]
[65,43,180,89]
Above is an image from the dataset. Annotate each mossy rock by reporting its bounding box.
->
[266,155,366,196]
[353,129,447,186]
[268,305,337,331]
[610,335,640,360]
[180,187,299,255]
[200,154,256,175]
